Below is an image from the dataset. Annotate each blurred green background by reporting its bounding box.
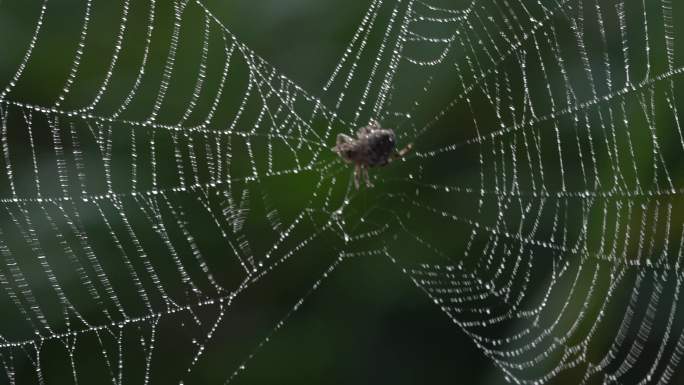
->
[1,0,684,384]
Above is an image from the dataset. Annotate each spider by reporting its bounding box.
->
[332,119,413,189]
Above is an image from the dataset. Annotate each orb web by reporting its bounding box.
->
[0,0,683,384]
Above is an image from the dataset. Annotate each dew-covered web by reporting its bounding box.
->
[1,0,684,383]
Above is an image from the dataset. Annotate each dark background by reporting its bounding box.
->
[1,0,684,384]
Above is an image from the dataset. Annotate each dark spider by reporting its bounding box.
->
[332,120,413,189]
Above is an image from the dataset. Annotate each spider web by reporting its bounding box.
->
[0,0,683,383]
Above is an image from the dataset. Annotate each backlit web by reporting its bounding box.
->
[0,0,683,383]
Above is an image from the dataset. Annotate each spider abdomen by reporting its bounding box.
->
[363,129,396,167]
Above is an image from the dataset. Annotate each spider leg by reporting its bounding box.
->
[333,134,353,152]
[389,143,413,162]
[363,166,374,187]
[397,142,413,157]
[354,163,361,189]
[336,133,353,145]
